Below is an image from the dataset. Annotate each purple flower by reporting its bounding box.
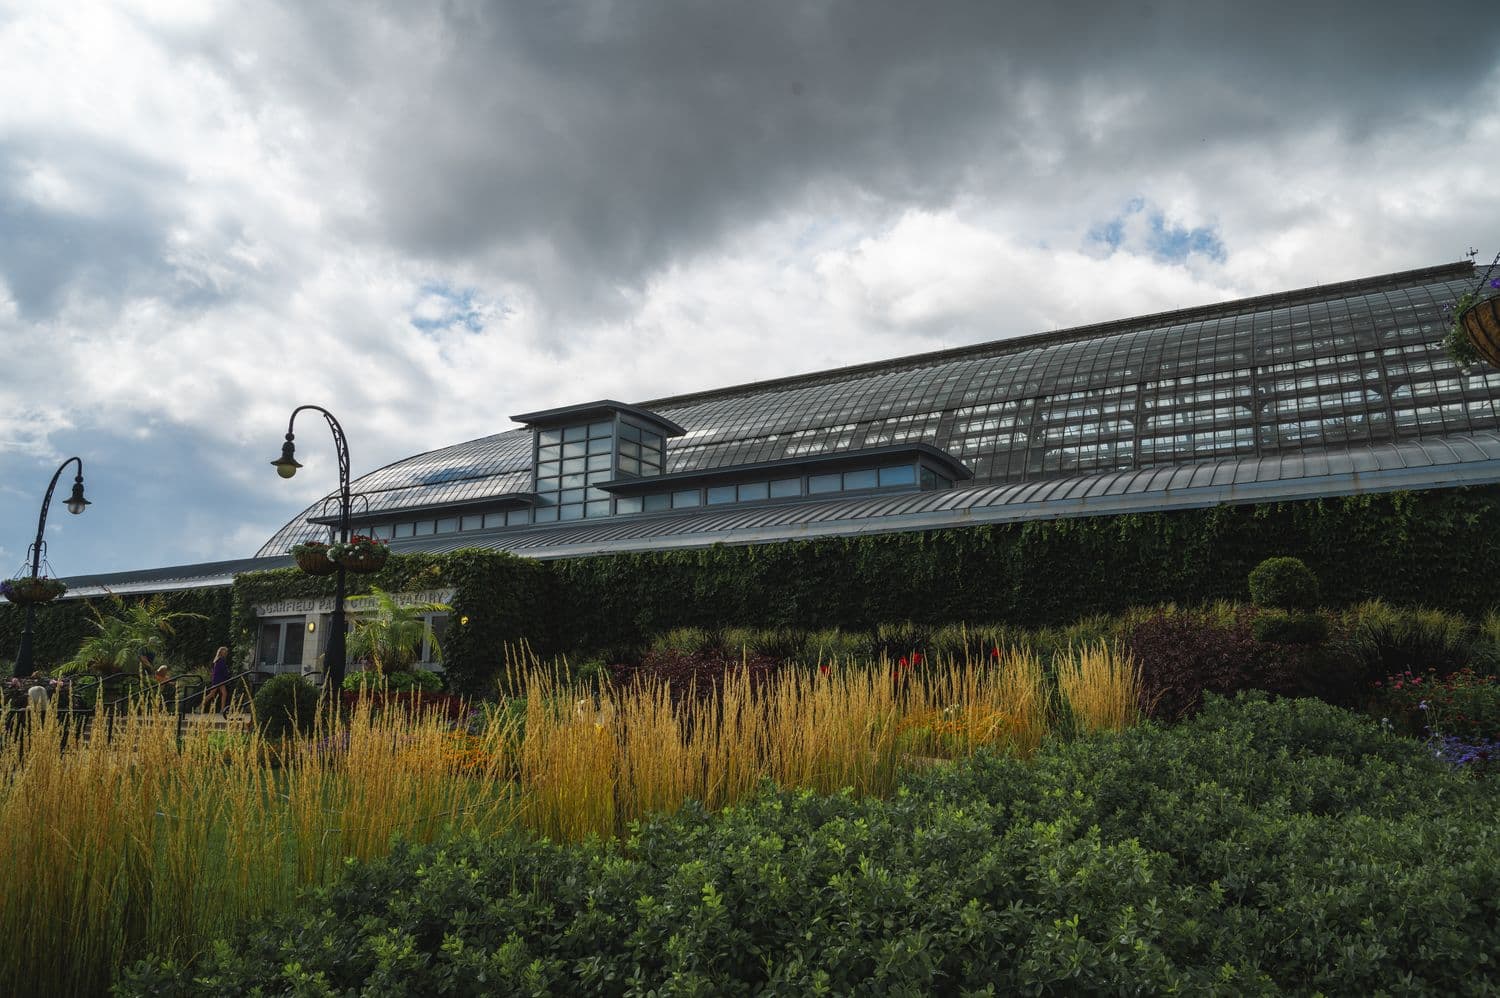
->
[1491,278,1500,289]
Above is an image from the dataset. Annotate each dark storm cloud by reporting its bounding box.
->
[10,1,1496,322]
[196,0,1498,308]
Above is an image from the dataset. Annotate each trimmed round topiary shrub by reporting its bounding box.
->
[1252,610,1330,646]
[1249,556,1320,611]
[252,674,321,740]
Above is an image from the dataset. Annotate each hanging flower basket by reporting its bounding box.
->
[1459,296,1500,370]
[291,541,338,577]
[0,576,67,606]
[329,535,390,575]
[1442,269,1500,371]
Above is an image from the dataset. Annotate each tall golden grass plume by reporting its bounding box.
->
[1056,641,1142,734]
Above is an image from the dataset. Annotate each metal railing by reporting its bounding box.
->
[5,669,279,750]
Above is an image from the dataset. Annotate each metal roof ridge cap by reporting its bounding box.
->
[510,399,688,437]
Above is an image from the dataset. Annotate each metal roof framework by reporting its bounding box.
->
[256,262,1500,557]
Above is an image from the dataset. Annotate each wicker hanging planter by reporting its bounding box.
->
[292,542,338,577]
[1443,255,1500,371]
[0,576,67,606]
[329,536,390,575]
[1459,297,1500,369]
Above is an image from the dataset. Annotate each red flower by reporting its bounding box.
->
[898,656,908,668]
[912,653,922,664]
[818,664,829,675]
[990,646,1000,658]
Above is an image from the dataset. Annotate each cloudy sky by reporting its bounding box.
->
[2,0,1499,576]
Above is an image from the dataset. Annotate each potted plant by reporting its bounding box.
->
[291,540,338,576]
[0,576,67,606]
[1442,272,1500,371]
[328,534,390,574]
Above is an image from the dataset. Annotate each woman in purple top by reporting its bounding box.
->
[204,646,232,714]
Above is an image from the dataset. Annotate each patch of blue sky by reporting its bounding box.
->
[410,281,494,334]
[1087,197,1226,264]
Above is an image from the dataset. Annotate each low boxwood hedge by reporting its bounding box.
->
[123,695,1499,996]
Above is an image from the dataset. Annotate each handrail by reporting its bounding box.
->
[21,670,270,748]
[188,668,272,714]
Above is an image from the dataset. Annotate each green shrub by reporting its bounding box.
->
[251,675,320,740]
[874,620,931,661]
[1252,610,1329,645]
[800,627,871,666]
[1248,556,1320,610]
[123,696,1500,996]
[341,669,443,694]
[1338,600,1476,682]
[748,627,806,663]
[570,658,606,685]
[650,627,715,656]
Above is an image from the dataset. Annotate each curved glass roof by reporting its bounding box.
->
[259,262,1500,556]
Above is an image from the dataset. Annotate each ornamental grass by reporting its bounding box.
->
[1,649,1136,995]
[1055,640,1143,734]
[0,694,515,998]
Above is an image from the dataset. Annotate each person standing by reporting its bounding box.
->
[204,646,232,715]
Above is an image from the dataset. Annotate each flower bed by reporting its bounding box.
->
[120,696,1500,996]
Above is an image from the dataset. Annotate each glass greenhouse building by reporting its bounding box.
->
[55,260,1500,671]
[243,259,1500,558]
[68,258,1500,586]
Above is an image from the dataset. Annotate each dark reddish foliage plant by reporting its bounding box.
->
[609,649,780,705]
[1125,609,1358,721]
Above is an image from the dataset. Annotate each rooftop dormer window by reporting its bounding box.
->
[511,401,686,522]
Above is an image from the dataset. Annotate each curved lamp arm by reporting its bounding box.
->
[28,456,90,578]
[272,404,352,543]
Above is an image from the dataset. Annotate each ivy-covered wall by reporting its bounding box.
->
[0,588,233,673]
[228,550,556,694]
[547,485,1500,653]
[9,485,1498,687]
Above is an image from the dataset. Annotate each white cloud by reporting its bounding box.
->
[2,2,1499,572]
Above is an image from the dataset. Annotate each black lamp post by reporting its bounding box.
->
[272,405,352,690]
[13,457,90,677]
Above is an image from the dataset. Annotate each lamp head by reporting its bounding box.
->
[272,438,302,479]
[64,479,90,515]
